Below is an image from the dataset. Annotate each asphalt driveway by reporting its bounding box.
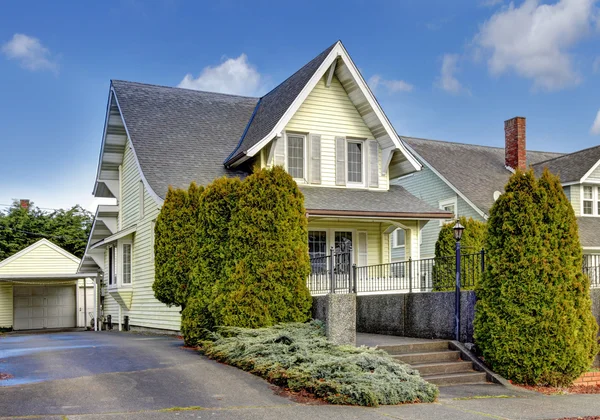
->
[2,331,600,420]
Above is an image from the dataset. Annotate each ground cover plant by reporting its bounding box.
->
[199,321,438,407]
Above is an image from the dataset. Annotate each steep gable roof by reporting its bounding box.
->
[110,81,258,199]
[532,144,600,183]
[225,42,337,164]
[402,137,562,215]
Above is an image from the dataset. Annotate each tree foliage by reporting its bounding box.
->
[474,169,598,386]
[210,166,312,328]
[433,216,487,291]
[0,201,92,260]
[153,183,203,310]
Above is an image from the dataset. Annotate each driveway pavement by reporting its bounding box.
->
[1,331,599,420]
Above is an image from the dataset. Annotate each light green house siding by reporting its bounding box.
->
[587,164,600,182]
[571,184,581,216]
[102,141,181,332]
[0,284,12,328]
[392,167,484,259]
[0,242,79,274]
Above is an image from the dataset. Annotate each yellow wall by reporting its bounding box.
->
[0,242,79,275]
[265,74,389,190]
[0,284,12,328]
[102,141,181,331]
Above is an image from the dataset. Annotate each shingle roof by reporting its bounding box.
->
[402,137,563,213]
[300,185,452,218]
[533,145,600,183]
[224,42,337,165]
[111,80,258,199]
[577,217,600,248]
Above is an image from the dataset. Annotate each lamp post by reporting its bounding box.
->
[453,221,465,342]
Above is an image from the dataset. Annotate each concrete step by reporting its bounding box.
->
[393,350,461,364]
[412,360,474,376]
[377,341,450,354]
[423,371,488,386]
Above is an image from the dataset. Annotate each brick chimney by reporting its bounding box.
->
[504,117,526,171]
[19,199,30,210]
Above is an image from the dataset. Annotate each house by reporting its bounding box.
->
[78,41,452,332]
[0,239,97,331]
[392,116,600,262]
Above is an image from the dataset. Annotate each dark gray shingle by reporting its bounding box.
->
[224,42,337,165]
[577,217,600,248]
[301,185,451,217]
[403,137,563,213]
[112,80,258,199]
[533,145,600,183]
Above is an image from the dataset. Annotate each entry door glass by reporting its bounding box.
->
[334,231,353,253]
[308,231,327,259]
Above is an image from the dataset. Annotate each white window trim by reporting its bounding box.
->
[346,139,366,187]
[581,185,598,217]
[392,228,405,248]
[120,240,133,287]
[439,197,458,225]
[285,132,308,183]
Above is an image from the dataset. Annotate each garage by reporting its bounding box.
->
[13,285,76,330]
[0,239,98,331]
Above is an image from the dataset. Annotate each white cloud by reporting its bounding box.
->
[436,54,467,94]
[368,75,414,93]
[475,0,597,91]
[593,56,600,73]
[178,54,266,96]
[1,33,58,72]
[591,109,600,135]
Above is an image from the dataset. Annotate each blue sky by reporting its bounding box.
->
[1,0,599,212]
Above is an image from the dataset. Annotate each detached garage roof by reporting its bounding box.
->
[0,239,96,280]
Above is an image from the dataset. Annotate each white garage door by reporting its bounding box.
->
[13,285,76,330]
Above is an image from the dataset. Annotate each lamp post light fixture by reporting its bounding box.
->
[453,221,465,342]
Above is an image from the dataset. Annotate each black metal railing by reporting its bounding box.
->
[309,250,600,295]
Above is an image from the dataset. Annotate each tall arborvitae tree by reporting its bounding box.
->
[210,166,312,328]
[474,169,598,386]
[153,183,203,311]
[181,177,242,345]
[433,216,487,291]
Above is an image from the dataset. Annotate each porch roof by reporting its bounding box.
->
[578,217,600,249]
[301,185,453,219]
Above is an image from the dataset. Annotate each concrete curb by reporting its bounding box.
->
[449,340,537,395]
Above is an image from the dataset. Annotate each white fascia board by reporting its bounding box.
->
[579,158,600,184]
[244,42,421,172]
[92,88,115,197]
[401,139,488,220]
[110,87,164,207]
[90,225,137,250]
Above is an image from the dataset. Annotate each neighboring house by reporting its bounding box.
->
[78,41,452,332]
[0,239,97,331]
[392,116,600,261]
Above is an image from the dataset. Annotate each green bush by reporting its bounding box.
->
[474,169,598,386]
[433,216,487,291]
[153,183,203,311]
[183,177,243,342]
[200,321,438,406]
[210,167,313,328]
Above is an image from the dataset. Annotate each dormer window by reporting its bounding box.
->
[347,141,364,184]
[287,134,305,179]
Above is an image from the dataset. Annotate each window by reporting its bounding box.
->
[287,134,305,179]
[584,186,594,215]
[108,246,117,286]
[308,231,327,260]
[347,141,363,183]
[334,231,353,252]
[122,243,132,285]
[439,198,458,225]
[393,229,405,248]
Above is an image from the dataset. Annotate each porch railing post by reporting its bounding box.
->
[329,246,335,294]
[408,257,413,293]
[352,264,357,293]
[349,246,354,293]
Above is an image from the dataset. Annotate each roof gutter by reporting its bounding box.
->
[306,209,454,219]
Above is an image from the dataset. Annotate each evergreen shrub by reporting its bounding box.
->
[474,169,598,386]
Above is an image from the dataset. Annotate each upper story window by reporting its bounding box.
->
[347,141,363,184]
[582,185,600,216]
[287,134,305,179]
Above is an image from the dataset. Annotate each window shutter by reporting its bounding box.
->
[274,136,285,167]
[335,136,346,186]
[368,140,379,188]
[310,134,321,184]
